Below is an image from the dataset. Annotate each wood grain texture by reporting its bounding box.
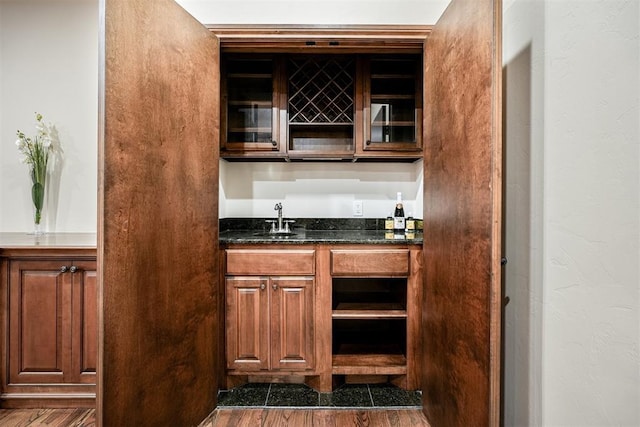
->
[202,408,430,427]
[0,408,95,426]
[330,249,409,276]
[99,0,219,425]
[209,25,430,54]
[1,254,96,408]
[225,277,270,371]
[271,277,315,371]
[422,0,502,426]
[0,407,431,427]
[226,248,315,275]
[310,246,333,392]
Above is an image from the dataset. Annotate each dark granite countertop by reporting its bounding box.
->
[219,218,423,245]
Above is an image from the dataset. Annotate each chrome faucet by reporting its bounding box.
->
[274,202,284,231]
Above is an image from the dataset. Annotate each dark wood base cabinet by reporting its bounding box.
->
[223,244,422,393]
[224,248,317,388]
[0,249,97,408]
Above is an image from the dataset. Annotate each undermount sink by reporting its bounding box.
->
[253,231,297,238]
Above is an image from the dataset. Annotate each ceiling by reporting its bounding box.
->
[176,0,451,26]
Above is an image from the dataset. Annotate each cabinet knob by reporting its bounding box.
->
[272,284,278,291]
[70,266,77,273]
[260,283,266,290]
[366,140,371,146]
[60,266,68,273]
[271,140,277,147]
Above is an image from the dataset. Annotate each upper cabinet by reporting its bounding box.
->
[287,55,356,159]
[214,27,429,161]
[221,55,286,157]
[359,55,422,156]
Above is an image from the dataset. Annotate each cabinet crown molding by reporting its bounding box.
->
[208,25,431,53]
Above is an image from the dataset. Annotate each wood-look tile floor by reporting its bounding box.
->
[0,408,429,427]
[202,408,430,426]
[0,408,96,426]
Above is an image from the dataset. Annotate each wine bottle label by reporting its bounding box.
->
[393,217,405,230]
[385,218,394,230]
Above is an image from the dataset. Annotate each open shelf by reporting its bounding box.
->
[289,123,354,154]
[332,353,407,376]
[332,302,406,319]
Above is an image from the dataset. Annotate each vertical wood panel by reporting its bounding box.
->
[99,0,220,425]
[21,272,63,372]
[72,262,97,382]
[422,0,502,425]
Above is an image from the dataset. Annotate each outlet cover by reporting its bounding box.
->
[353,200,363,216]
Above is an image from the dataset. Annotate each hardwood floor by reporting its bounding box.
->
[0,408,95,426]
[201,408,431,427]
[0,408,430,427]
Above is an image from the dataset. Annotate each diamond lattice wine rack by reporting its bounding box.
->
[287,57,355,157]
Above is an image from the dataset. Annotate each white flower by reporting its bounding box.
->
[14,113,61,225]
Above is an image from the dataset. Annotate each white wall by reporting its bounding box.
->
[503,0,545,424]
[504,1,640,426]
[220,161,423,218]
[0,0,98,233]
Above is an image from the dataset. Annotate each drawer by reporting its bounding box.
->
[331,249,410,276]
[226,249,315,275]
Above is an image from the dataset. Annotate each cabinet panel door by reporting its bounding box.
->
[71,260,97,384]
[100,0,220,424]
[225,277,269,371]
[270,277,314,371]
[8,260,68,384]
[422,0,502,425]
[362,55,422,152]
[221,55,284,154]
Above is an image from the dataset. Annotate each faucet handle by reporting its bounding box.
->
[274,202,282,211]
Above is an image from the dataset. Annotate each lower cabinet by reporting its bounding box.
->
[226,276,314,371]
[1,253,97,408]
[223,244,422,392]
[329,247,422,390]
[224,248,316,383]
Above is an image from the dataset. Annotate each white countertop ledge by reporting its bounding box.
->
[0,232,97,249]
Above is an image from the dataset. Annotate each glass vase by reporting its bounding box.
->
[29,168,46,235]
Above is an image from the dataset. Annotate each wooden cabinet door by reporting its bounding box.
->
[221,55,285,157]
[8,259,97,387]
[361,55,423,155]
[225,277,269,371]
[70,260,97,384]
[422,0,503,425]
[101,0,220,424]
[8,260,69,385]
[270,277,314,371]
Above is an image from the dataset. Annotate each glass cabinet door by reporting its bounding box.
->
[222,56,282,154]
[363,55,422,152]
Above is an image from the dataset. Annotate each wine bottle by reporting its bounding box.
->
[393,192,405,232]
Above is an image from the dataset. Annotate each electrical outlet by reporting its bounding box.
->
[353,200,363,217]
